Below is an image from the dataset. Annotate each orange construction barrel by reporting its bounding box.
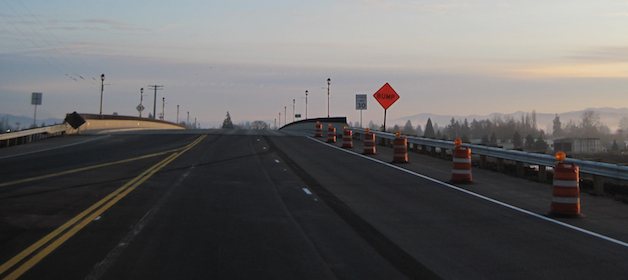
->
[393,132,408,163]
[451,138,472,183]
[363,129,376,155]
[327,124,336,143]
[550,152,581,217]
[342,128,353,148]
[314,121,323,137]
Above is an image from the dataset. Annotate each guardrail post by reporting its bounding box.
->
[516,161,525,177]
[593,175,605,196]
[496,158,504,172]
[538,165,547,182]
[440,147,447,158]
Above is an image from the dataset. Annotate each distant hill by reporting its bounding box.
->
[392,107,628,133]
[0,114,64,129]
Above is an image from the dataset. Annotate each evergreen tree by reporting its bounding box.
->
[222,111,234,129]
[612,140,619,152]
[415,124,423,136]
[489,132,498,146]
[368,121,378,130]
[552,114,562,137]
[524,134,535,149]
[534,138,548,151]
[513,131,523,149]
[424,118,435,138]
[402,120,415,135]
[481,135,489,145]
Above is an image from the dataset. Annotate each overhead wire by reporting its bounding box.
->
[0,0,98,85]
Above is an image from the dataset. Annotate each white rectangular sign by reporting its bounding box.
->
[356,94,367,110]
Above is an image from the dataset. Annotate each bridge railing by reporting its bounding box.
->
[352,128,628,182]
[0,124,67,147]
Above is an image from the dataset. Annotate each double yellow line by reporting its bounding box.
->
[0,135,206,280]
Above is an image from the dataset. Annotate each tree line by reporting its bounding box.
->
[356,110,624,151]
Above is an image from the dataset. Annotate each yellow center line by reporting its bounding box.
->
[0,135,206,279]
[0,147,183,188]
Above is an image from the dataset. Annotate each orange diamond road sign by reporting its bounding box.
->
[373,83,399,110]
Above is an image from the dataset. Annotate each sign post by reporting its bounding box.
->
[355,94,367,128]
[373,83,399,131]
[31,92,43,127]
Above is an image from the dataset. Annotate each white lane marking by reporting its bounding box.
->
[302,187,312,195]
[0,135,110,160]
[307,137,628,249]
[256,139,261,142]
[274,159,280,163]
[263,147,267,150]
[94,216,102,221]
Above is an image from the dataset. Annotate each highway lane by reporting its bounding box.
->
[0,134,200,183]
[0,133,210,278]
[1,131,406,279]
[270,136,628,279]
[2,130,628,279]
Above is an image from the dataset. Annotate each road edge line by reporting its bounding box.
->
[307,136,628,249]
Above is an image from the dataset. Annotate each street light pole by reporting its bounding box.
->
[176,104,180,123]
[284,106,287,125]
[326,78,331,118]
[292,99,295,122]
[278,112,281,127]
[99,74,105,117]
[139,88,144,118]
[161,97,165,120]
[305,90,308,119]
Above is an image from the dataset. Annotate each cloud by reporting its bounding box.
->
[565,46,628,63]
[349,0,467,13]
[40,18,150,32]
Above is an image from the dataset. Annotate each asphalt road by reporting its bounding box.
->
[1,130,628,279]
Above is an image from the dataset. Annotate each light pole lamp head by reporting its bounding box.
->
[140,87,144,94]
[305,90,308,95]
[327,78,331,85]
[101,74,105,81]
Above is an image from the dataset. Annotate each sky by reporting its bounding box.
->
[2,0,628,128]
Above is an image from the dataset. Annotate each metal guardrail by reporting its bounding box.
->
[352,128,628,181]
[0,124,67,141]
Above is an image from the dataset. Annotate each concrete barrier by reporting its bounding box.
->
[71,114,184,133]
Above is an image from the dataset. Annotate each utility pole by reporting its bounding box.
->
[99,74,105,117]
[284,106,287,125]
[176,105,180,123]
[327,78,331,118]
[147,84,164,119]
[279,112,281,127]
[292,99,295,122]
[305,90,308,119]
[187,111,190,126]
